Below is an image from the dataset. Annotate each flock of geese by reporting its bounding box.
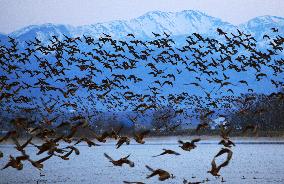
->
[0,27,283,183]
[0,115,261,183]
[0,27,283,116]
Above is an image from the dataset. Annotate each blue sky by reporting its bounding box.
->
[0,0,283,34]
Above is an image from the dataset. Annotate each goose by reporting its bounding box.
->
[28,154,53,170]
[152,149,180,157]
[116,136,130,149]
[133,130,150,144]
[178,138,201,151]
[2,155,29,170]
[145,165,173,181]
[104,153,134,167]
[12,137,33,151]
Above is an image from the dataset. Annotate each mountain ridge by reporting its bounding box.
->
[3,10,283,41]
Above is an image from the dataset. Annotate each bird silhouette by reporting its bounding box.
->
[178,138,201,151]
[2,155,29,170]
[116,136,130,149]
[145,165,173,181]
[12,137,33,151]
[133,130,150,144]
[28,154,53,170]
[104,153,134,167]
[208,148,233,176]
[152,149,180,157]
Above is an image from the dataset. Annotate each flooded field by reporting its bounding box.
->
[1,137,284,184]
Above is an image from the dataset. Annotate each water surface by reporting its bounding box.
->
[1,137,284,184]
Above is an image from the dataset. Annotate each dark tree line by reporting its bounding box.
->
[228,88,284,131]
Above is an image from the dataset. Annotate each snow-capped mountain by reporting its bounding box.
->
[239,15,284,39]
[4,10,284,42]
[72,10,236,38]
[9,24,73,42]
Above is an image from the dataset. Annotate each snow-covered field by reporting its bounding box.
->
[1,137,284,184]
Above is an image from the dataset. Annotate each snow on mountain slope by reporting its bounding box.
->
[4,10,283,42]
[239,15,284,39]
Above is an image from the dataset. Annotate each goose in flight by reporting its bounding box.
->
[12,137,33,151]
[208,148,233,176]
[133,130,150,144]
[152,149,180,157]
[104,153,134,167]
[28,154,53,170]
[116,136,130,149]
[178,138,201,151]
[2,155,29,170]
[145,165,174,181]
